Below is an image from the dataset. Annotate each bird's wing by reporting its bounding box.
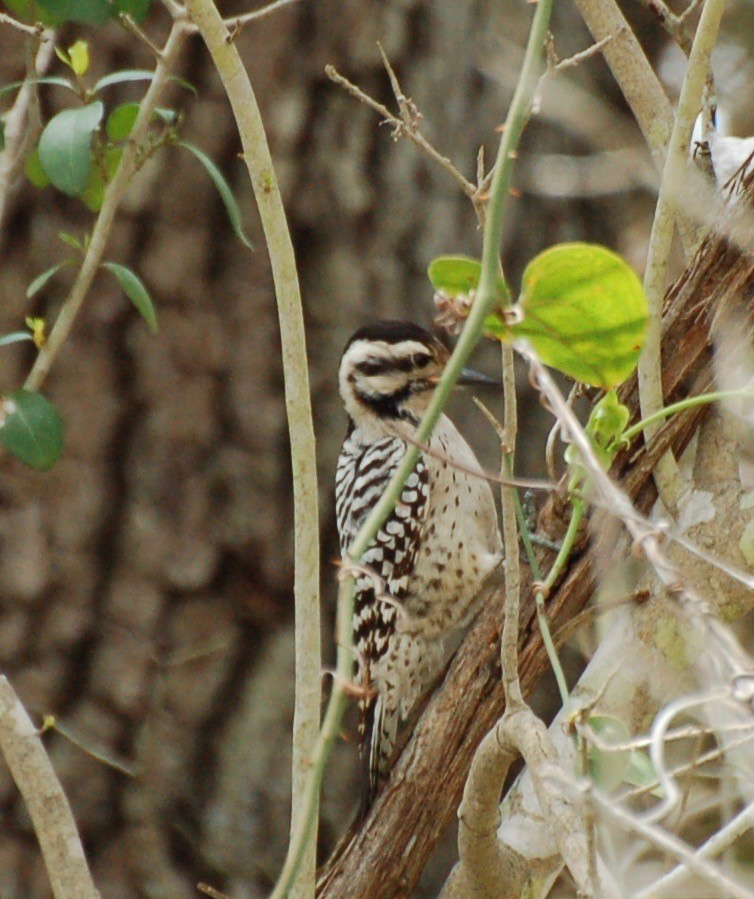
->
[335,435,430,799]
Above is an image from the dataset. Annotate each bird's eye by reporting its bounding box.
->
[413,353,432,369]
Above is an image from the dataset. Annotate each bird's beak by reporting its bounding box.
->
[456,367,500,388]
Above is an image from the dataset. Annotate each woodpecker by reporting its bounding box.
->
[335,320,503,803]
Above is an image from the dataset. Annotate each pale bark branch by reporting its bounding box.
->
[638,0,728,510]
[179,3,322,897]
[0,676,100,899]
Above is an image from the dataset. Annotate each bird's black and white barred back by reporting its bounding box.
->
[335,320,503,805]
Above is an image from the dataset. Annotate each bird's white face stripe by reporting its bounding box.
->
[343,339,434,368]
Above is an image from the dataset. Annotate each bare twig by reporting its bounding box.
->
[0,10,43,35]
[593,789,754,899]
[0,676,100,898]
[552,31,621,73]
[324,64,479,204]
[223,0,302,41]
[0,33,55,233]
[390,420,554,491]
[636,0,693,55]
[500,345,523,707]
[639,791,754,897]
[119,13,164,58]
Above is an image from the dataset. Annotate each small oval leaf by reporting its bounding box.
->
[106,102,139,141]
[1,389,63,471]
[26,149,51,188]
[27,261,71,299]
[178,140,253,249]
[38,101,104,196]
[38,0,113,26]
[0,77,76,99]
[510,243,648,388]
[586,714,632,791]
[102,261,158,332]
[93,69,155,92]
[80,145,122,212]
[428,255,482,297]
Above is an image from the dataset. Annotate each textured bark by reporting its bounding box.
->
[0,0,689,896]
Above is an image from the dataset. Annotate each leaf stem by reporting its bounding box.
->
[622,386,754,443]
[536,498,585,708]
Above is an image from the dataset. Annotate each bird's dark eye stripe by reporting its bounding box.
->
[413,353,432,368]
[356,355,421,376]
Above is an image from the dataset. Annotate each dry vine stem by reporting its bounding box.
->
[0,677,100,899]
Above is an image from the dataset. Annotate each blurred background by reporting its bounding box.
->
[0,0,752,895]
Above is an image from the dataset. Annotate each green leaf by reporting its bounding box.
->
[428,256,482,297]
[38,101,104,197]
[1,0,63,24]
[585,714,631,791]
[0,332,34,347]
[37,0,112,25]
[102,261,158,332]
[0,389,63,471]
[0,77,76,98]
[623,750,662,796]
[26,148,51,188]
[427,255,507,300]
[510,243,648,388]
[58,231,84,252]
[586,389,631,468]
[80,145,123,212]
[178,140,253,249]
[93,69,155,92]
[106,104,178,143]
[106,102,139,141]
[113,0,151,22]
[26,261,71,298]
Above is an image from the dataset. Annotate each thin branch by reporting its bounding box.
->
[223,0,302,41]
[180,4,321,899]
[324,64,479,204]
[390,420,555,491]
[119,13,164,58]
[24,22,190,391]
[0,32,55,233]
[638,0,727,511]
[0,676,100,898]
[500,346,523,707]
[636,0,693,55]
[551,31,620,72]
[0,10,43,35]
[571,0,698,254]
[593,789,754,899]
[638,797,754,896]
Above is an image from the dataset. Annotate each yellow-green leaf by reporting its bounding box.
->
[511,243,648,388]
[68,40,90,77]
